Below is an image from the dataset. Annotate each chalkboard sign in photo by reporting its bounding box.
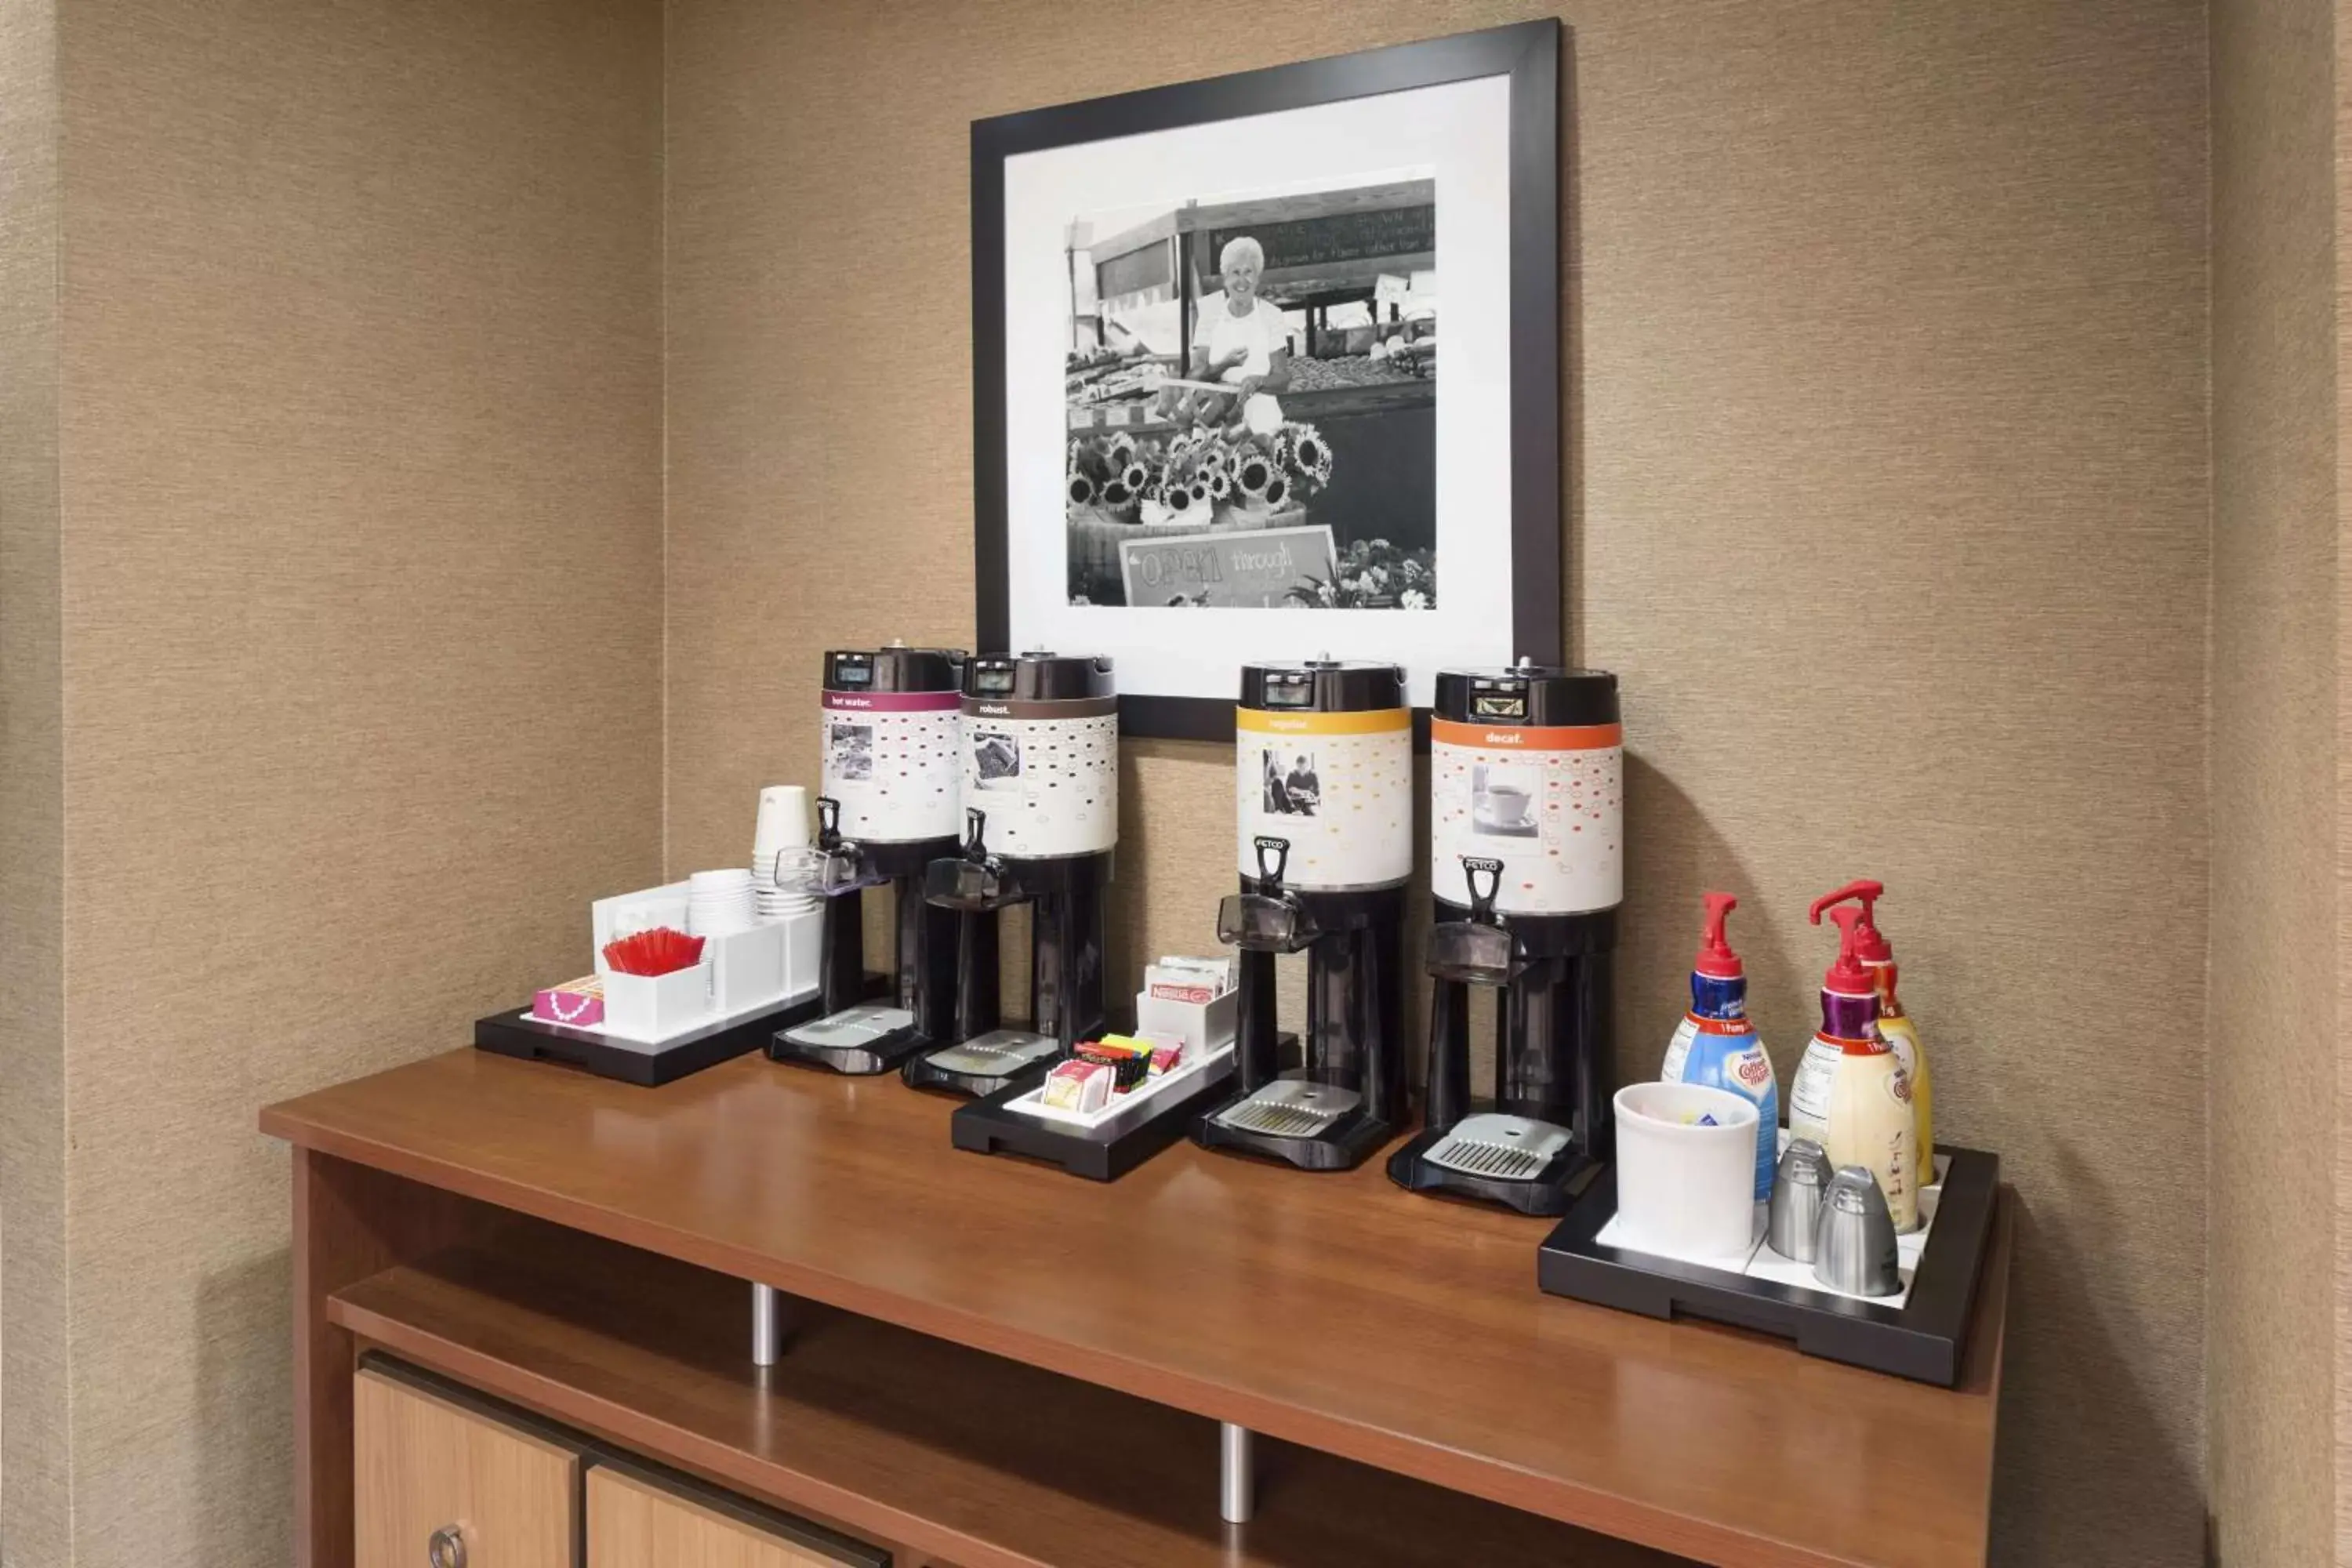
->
[974,21,1563,739]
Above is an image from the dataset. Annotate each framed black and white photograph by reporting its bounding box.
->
[974,21,1561,739]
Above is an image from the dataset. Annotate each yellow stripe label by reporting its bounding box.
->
[1236,706,1411,737]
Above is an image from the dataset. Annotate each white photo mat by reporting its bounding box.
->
[1001,75,1518,707]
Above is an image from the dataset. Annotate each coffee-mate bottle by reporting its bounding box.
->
[1661,892,1778,1202]
[1789,905,1918,1232]
[1809,880,1935,1187]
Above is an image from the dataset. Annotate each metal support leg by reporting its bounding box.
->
[751,1283,783,1367]
[1218,1421,1254,1524]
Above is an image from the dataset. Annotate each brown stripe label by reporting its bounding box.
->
[963,695,1120,720]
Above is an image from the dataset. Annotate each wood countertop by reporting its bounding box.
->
[262,1048,2008,1568]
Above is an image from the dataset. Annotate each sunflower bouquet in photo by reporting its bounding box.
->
[1065,433,1156,521]
[1069,419,1335,521]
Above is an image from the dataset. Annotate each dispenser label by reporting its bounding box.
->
[963,706,1119,858]
[821,699,962,844]
[1235,707,1411,888]
[1430,724,1621,915]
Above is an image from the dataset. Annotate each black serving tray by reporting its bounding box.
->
[475,988,828,1087]
[1385,1124,1604,1217]
[1192,1089,1396,1171]
[1536,1145,2001,1387]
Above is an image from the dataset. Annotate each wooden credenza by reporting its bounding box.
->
[263,1048,2012,1568]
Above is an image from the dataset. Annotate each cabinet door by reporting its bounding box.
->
[355,1366,579,1568]
[587,1466,881,1568]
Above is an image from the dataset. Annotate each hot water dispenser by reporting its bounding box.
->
[771,643,966,1074]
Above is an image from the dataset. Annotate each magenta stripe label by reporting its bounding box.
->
[822,689,961,713]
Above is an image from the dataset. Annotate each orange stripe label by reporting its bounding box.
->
[1431,718,1621,751]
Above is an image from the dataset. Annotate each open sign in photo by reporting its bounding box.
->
[1117,525,1339,608]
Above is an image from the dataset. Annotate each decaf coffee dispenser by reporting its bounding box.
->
[771,644,966,1075]
[1388,665,1623,1214]
[1195,659,1413,1170]
[909,652,1120,1095]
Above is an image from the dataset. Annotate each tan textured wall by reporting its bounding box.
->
[665,3,2212,1563]
[42,0,666,1560]
[2336,6,2352,1560]
[2209,2,2341,1564]
[0,0,66,1560]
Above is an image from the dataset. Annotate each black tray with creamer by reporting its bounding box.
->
[1536,1145,2000,1387]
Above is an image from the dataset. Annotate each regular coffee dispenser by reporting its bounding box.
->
[1388,664,1623,1214]
[771,643,967,1075]
[1194,659,1414,1170]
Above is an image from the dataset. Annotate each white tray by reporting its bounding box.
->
[1594,1132,1949,1309]
[1000,1045,1236,1141]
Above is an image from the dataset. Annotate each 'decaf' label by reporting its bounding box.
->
[1428,720,1622,915]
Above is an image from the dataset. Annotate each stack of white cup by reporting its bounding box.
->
[686,869,757,937]
[752,785,818,920]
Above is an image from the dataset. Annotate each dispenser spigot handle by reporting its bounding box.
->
[1251,835,1291,887]
[815,796,843,850]
[1460,856,1505,924]
[961,807,989,862]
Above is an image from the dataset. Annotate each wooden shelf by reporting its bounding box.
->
[330,1228,1678,1568]
[266,1049,2009,1568]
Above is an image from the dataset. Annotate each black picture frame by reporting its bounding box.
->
[972,20,1563,742]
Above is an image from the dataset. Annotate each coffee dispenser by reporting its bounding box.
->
[771,644,966,1075]
[1388,665,1622,1214]
[908,652,1120,1095]
[1195,659,1413,1171]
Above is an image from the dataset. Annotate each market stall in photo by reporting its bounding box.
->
[1063,178,1437,608]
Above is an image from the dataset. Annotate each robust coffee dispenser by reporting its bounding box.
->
[1195,659,1413,1171]
[771,644,966,1075]
[1388,665,1623,1214]
[909,652,1120,1096]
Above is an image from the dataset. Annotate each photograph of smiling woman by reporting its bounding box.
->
[1059,172,1439,611]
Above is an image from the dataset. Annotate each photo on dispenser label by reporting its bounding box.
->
[828,723,875,782]
[1472,763,1537,837]
[972,730,1023,788]
[1262,747,1321,817]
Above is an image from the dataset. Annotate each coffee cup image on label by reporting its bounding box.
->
[1430,718,1622,914]
[1234,706,1411,889]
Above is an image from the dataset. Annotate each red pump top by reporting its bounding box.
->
[1809,878,1893,964]
[1694,891,1743,979]
[1821,905,1877,996]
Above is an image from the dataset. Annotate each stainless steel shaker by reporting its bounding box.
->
[1767,1139,1833,1261]
[1813,1166,1903,1296]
